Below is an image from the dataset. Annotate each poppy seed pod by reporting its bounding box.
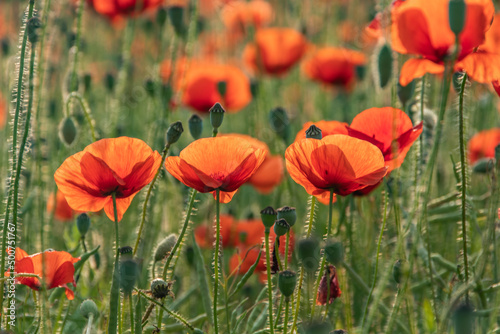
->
[378,44,392,88]
[277,206,297,227]
[209,102,225,129]
[166,121,184,145]
[305,125,322,139]
[260,206,277,230]
[80,299,99,319]
[397,80,415,107]
[76,213,91,236]
[217,80,227,98]
[188,114,203,140]
[324,239,344,265]
[269,107,290,142]
[58,117,78,147]
[27,17,42,44]
[151,278,171,299]
[274,218,290,237]
[278,270,297,299]
[119,246,133,256]
[297,237,320,272]
[120,259,139,294]
[154,234,178,262]
[449,0,466,36]
[453,303,474,334]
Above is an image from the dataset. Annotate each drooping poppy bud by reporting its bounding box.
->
[277,206,297,227]
[156,7,168,27]
[188,114,203,140]
[58,117,78,147]
[324,239,344,266]
[472,158,495,174]
[397,80,415,107]
[168,6,186,37]
[76,213,91,237]
[273,218,289,237]
[166,121,184,145]
[80,299,99,319]
[260,206,277,230]
[27,17,42,44]
[269,107,290,142]
[392,259,410,284]
[83,73,92,93]
[154,234,178,262]
[278,270,297,300]
[297,237,320,272]
[316,264,341,305]
[305,125,322,139]
[105,72,115,93]
[378,44,392,88]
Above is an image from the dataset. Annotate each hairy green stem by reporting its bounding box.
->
[265,228,275,334]
[65,92,96,141]
[108,194,121,334]
[213,189,221,334]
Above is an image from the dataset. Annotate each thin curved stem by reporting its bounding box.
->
[65,92,96,142]
[265,229,275,334]
[213,189,221,334]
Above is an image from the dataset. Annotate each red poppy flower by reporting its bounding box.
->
[222,0,274,41]
[285,134,387,203]
[347,107,423,173]
[294,120,348,143]
[164,136,267,203]
[87,0,163,20]
[194,214,236,248]
[181,61,252,113]
[243,27,308,76]
[5,248,80,300]
[54,137,162,222]
[391,0,495,86]
[47,191,78,222]
[316,264,341,305]
[468,128,500,163]
[302,47,366,90]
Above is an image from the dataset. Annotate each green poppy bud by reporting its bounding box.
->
[324,239,344,265]
[156,7,168,27]
[27,17,42,44]
[297,237,320,272]
[193,329,205,334]
[269,107,290,142]
[274,218,290,237]
[120,259,139,295]
[58,117,78,147]
[278,270,297,299]
[355,65,366,81]
[80,299,99,319]
[210,102,225,130]
[168,6,186,37]
[1,38,10,56]
[260,206,277,230]
[185,245,195,267]
[472,158,495,174]
[250,79,259,98]
[166,121,184,145]
[188,114,203,140]
[151,278,172,299]
[453,303,474,334]
[154,234,178,262]
[105,72,115,92]
[378,44,392,88]
[449,0,466,36]
[277,206,297,227]
[392,259,410,284]
[144,79,157,97]
[217,80,227,98]
[83,73,92,93]
[76,213,91,237]
[305,125,322,139]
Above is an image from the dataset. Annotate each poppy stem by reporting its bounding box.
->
[274,236,283,271]
[133,143,171,256]
[129,292,135,334]
[86,313,94,334]
[265,228,275,334]
[361,190,388,332]
[283,298,290,334]
[291,196,317,333]
[213,189,221,334]
[457,72,470,300]
[108,193,121,334]
[311,189,334,319]
[284,231,290,269]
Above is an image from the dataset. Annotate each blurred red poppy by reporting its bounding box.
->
[47,191,77,222]
[302,47,366,90]
[294,121,348,143]
[347,107,423,173]
[391,0,495,86]
[468,128,500,163]
[164,136,267,203]
[5,248,80,300]
[194,214,236,248]
[87,0,163,20]
[243,27,308,76]
[181,61,252,113]
[54,137,162,222]
[222,0,273,41]
[285,134,387,203]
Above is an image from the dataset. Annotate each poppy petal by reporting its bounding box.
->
[399,58,445,86]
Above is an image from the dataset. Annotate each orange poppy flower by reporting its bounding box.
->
[347,107,423,173]
[285,134,387,202]
[294,120,349,143]
[468,128,500,163]
[181,61,252,113]
[87,0,163,20]
[54,137,162,222]
[391,0,495,86]
[47,191,77,222]
[221,0,274,40]
[301,47,366,90]
[194,214,236,248]
[5,248,80,300]
[243,27,308,76]
[164,136,267,203]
